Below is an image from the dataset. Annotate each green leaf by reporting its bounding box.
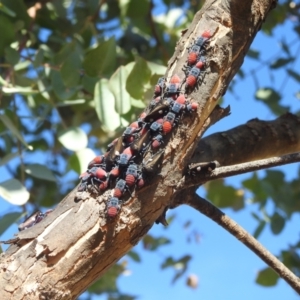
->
[206,179,244,209]
[5,47,20,65]
[143,234,171,251]
[253,220,266,239]
[2,86,38,95]
[0,3,16,17]
[25,164,57,182]
[60,50,81,88]
[0,212,23,236]
[255,87,280,102]
[270,57,294,69]
[287,69,300,83]
[0,114,33,150]
[50,70,78,100]
[68,148,96,174]
[127,250,141,262]
[247,49,260,60]
[126,57,151,99]
[256,267,279,286]
[56,99,86,107]
[0,179,30,205]
[109,64,134,115]
[58,127,88,151]
[255,87,288,115]
[33,48,44,68]
[270,212,285,235]
[281,40,290,56]
[0,15,15,56]
[0,151,19,166]
[1,0,30,27]
[242,173,268,203]
[161,255,191,283]
[147,62,167,76]
[53,42,76,65]
[82,74,98,94]
[94,79,121,131]
[83,38,116,77]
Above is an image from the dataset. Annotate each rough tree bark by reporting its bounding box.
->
[2,0,299,299]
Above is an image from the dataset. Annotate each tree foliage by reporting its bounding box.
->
[0,0,300,299]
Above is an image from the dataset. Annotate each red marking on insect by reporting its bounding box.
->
[163,122,172,134]
[202,30,211,38]
[139,112,147,120]
[137,178,145,188]
[188,52,198,65]
[123,147,133,156]
[88,155,105,168]
[99,180,108,191]
[107,206,118,218]
[170,74,181,84]
[125,135,135,144]
[154,85,161,95]
[97,168,107,180]
[130,121,139,129]
[125,174,136,187]
[110,167,120,178]
[176,95,186,105]
[79,171,88,179]
[156,118,163,124]
[196,61,204,69]
[140,126,149,136]
[113,188,123,198]
[191,102,198,110]
[152,139,161,149]
[186,76,197,88]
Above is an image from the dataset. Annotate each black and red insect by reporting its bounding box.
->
[117,147,135,168]
[88,155,106,169]
[187,30,211,65]
[186,101,198,112]
[162,112,177,134]
[185,60,205,89]
[171,94,186,114]
[149,118,163,134]
[154,77,165,96]
[18,209,53,231]
[113,179,132,198]
[165,74,181,98]
[78,166,108,191]
[151,134,164,149]
[107,197,122,218]
[125,164,141,187]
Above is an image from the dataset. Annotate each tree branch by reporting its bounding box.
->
[175,190,300,294]
[184,152,300,187]
[189,113,300,167]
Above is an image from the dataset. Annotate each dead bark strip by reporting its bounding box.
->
[0,0,284,299]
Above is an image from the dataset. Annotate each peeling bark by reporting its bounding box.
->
[0,0,288,299]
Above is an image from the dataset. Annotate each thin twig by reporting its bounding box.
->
[180,191,300,294]
[148,0,169,62]
[187,152,300,185]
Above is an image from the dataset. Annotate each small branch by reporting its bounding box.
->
[189,113,300,167]
[180,192,300,294]
[186,152,300,186]
[148,0,169,61]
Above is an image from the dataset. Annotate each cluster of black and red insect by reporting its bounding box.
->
[77,30,211,219]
